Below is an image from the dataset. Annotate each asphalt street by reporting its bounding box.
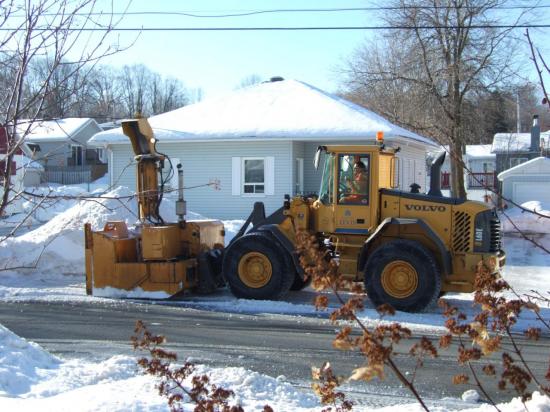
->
[0,299,547,408]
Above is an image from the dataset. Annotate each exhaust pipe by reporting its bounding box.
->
[176,163,186,223]
[428,151,445,197]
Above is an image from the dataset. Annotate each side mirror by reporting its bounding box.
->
[313,146,326,170]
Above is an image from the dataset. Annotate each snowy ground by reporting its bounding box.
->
[0,185,548,411]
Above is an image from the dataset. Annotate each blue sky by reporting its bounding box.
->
[97,0,379,97]
[95,0,549,100]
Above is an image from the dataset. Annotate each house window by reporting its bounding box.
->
[232,156,274,196]
[509,157,527,168]
[96,148,106,163]
[243,158,264,194]
[71,145,83,166]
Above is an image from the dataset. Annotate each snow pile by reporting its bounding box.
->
[0,322,319,411]
[0,186,138,275]
[1,321,549,411]
[500,201,550,234]
[0,186,217,276]
[0,324,60,396]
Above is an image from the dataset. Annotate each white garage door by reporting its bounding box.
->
[513,182,550,205]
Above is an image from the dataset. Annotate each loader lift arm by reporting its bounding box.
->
[122,118,166,224]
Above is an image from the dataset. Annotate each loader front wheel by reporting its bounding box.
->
[223,233,293,300]
[364,240,441,313]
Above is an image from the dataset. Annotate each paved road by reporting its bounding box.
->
[0,299,546,408]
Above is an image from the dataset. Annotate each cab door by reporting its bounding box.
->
[333,153,371,235]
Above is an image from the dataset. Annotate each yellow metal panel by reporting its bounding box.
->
[113,263,148,290]
[398,198,452,247]
[113,238,138,262]
[378,153,394,189]
[142,225,181,260]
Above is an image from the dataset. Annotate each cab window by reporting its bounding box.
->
[318,153,333,204]
[338,154,369,205]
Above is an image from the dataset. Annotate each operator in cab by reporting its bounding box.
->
[342,160,368,203]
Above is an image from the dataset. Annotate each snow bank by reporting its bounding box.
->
[0,187,137,275]
[0,186,221,277]
[0,324,60,396]
[1,321,549,411]
[500,201,550,234]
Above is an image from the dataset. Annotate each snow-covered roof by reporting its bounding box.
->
[428,144,495,159]
[17,118,98,142]
[89,79,437,147]
[466,144,494,158]
[491,132,550,153]
[497,156,550,180]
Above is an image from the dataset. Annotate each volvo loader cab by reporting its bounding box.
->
[222,142,505,312]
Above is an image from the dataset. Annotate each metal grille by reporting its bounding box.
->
[453,211,471,252]
[489,217,502,252]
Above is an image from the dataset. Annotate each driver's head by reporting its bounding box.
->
[353,161,366,174]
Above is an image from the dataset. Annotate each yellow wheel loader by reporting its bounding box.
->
[85,118,225,297]
[223,142,505,312]
[85,117,505,312]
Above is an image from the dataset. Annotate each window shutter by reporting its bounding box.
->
[265,156,274,195]
[232,157,241,195]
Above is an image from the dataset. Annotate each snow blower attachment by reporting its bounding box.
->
[85,117,225,297]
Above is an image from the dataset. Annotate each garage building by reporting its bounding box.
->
[497,156,550,207]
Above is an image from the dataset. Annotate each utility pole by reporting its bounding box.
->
[516,91,521,133]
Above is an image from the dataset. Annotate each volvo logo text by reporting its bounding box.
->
[405,204,446,212]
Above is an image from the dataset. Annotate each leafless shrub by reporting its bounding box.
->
[440,261,550,407]
[132,320,251,412]
[296,231,433,411]
[296,229,549,411]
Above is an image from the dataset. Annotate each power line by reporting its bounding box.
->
[11,5,550,18]
[1,24,549,31]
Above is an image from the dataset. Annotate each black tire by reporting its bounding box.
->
[364,239,441,313]
[222,232,294,300]
[290,273,311,291]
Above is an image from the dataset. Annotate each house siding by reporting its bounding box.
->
[469,158,495,173]
[495,153,536,175]
[109,138,431,219]
[32,141,68,166]
[292,141,306,195]
[303,142,321,194]
[110,141,291,220]
[396,145,426,192]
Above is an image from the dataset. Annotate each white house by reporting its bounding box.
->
[497,156,550,207]
[17,118,107,184]
[89,78,438,219]
[431,144,496,189]
[439,144,496,173]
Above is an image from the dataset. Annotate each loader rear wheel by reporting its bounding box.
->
[223,233,293,300]
[238,251,273,288]
[364,240,441,313]
[290,274,311,291]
